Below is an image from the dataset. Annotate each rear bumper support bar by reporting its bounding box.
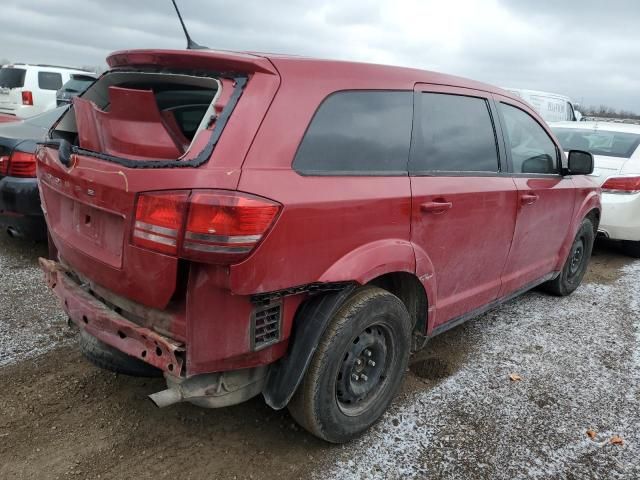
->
[39,258,185,376]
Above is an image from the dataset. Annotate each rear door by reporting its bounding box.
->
[410,85,518,329]
[0,67,27,113]
[494,96,576,295]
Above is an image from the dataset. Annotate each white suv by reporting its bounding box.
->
[0,64,95,118]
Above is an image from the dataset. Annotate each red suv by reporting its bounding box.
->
[38,49,600,443]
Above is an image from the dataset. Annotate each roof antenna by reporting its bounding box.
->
[171,0,208,50]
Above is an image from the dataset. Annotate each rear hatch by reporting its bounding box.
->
[0,67,26,114]
[38,50,280,332]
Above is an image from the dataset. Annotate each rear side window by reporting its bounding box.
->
[500,103,559,174]
[293,91,413,174]
[410,93,499,173]
[0,68,26,88]
[38,72,63,90]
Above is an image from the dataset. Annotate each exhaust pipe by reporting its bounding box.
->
[149,388,183,408]
[6,227,22,238]
[149,366,268,409]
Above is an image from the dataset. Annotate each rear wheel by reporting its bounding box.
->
[79,329,162,377]
[621,240,640,258]
[287,286,411,443]
[542,217,594,296]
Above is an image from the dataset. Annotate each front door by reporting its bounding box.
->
[494,96,576,295]
[410,85,518,330]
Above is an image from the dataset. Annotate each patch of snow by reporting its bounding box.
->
[0,239,69,367]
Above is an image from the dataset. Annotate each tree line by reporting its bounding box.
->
[582,105,640,120]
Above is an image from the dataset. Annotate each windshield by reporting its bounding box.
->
[60,77,95,94]
[25,106,68,128]
[552,127,640,158]
[0,68,26,88]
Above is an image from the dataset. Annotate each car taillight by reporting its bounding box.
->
[132,191,189,255]
[0,155,8,175]
[132,190,281,264]
[601,176,640,194]
[21,91,33,106]
[7,151,37,177]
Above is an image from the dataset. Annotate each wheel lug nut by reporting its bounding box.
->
[356,359,363,366]
[368,359,376,367]
[360,374,368,382]
[364,349,372,357]
[351,373,360,381]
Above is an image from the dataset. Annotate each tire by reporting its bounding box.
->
[287,286,412,443]
[79,329,162,377]
[621,240,640,258]
[542,217,595,296]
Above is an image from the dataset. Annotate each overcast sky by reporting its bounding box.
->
[2,0,639,111]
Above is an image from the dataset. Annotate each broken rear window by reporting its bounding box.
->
[52,71,226,163]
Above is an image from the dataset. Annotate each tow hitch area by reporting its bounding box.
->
[39,257,185,375]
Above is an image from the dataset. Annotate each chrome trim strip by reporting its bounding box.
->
[135,221,178,237]
[184,232,262,244]
[134,230,177,247]
[183,242,252,254]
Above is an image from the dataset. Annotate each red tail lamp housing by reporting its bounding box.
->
[601,176,640,194]
[132,190,281,263]
[21,91,34,106]
[0,151,37,177]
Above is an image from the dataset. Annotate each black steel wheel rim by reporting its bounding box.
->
[335,323,395,416]
[568,237,585,278]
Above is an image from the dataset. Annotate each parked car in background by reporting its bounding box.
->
[56,73,97,106]
[38,49,599,443]
[0,106,67,240]
[504,88,582,123]
[0,64,93,118]
[552,121,640,256]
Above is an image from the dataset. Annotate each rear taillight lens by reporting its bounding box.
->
[0,155,8,175]
[132,190,281,264]
[602,176,640,194]
[7,151,36,177]
[132,192,189,255]
[21,91,33,106]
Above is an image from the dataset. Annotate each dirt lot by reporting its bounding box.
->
[1,234,639,479]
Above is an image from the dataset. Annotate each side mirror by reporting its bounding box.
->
[566,150,594,175]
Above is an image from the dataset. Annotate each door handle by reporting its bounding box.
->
[520,193,539,205]
[421,201,453,214]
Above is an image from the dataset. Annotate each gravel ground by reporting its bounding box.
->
[0,233,638,479]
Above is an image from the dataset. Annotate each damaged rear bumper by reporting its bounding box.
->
[39,257,185,376]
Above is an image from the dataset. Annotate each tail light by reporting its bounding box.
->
[601,176,640,194]
[2,151,37,177]
[21,91,33,106]
[132,190,281,264]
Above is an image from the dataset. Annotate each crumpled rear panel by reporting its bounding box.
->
[74,86,184,160]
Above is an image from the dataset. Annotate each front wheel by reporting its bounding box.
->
[287,286,412,443]
[542,217,595,296]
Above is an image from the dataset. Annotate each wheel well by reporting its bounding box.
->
[368,272,427,333]
[586,208,600,234]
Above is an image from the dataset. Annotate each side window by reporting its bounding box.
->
[293,91,413,174]
[410,93,499,173]
[500,103,559,174]
[38,72,63,90]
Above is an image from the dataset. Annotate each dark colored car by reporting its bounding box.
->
[56,74,96,106]
[38,49,600,443]
[0,106,67,240]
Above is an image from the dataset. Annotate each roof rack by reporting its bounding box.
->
[9,63,94,72]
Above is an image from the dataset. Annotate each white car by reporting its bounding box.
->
[552,121,640,256]
[504,88,582,123]
[0,64,94,118]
